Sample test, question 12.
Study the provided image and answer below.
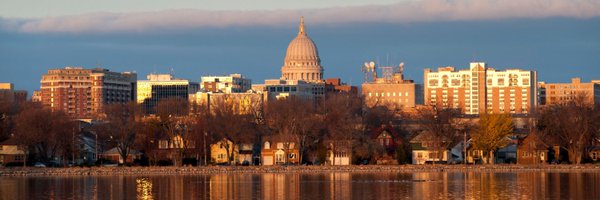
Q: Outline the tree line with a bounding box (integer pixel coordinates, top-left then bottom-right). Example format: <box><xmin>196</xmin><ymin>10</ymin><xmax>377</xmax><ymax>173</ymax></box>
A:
<box><xmin>1</xmin><ymin>93</ymin><xmax>599</xmax><ymax>166</ymax></box>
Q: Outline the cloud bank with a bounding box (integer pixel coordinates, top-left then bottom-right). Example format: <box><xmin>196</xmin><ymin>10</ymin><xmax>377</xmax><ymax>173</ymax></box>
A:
<box><xmin>2</xmin><ymin>0</ymin><xmax>599</xmax><ymax>33</ymax></box>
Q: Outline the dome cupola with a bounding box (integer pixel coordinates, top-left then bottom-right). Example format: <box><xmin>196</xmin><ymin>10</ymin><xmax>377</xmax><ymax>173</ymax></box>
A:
<box><xmin>281</xmin><ymin>17</ymin><xmax>324</xmax><ymax>82</ymax></box>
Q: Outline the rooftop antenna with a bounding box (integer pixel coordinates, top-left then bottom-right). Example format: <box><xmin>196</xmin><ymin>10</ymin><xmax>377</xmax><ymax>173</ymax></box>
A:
<box><xmin>361</xmin><ymin>61</ymin><xmax>376</xmax><ymax>83</ymax></box>
<box><xmin>170</xmin><ymin>67</ymin><xmax>175</xmax><ymax>76</ymax></box>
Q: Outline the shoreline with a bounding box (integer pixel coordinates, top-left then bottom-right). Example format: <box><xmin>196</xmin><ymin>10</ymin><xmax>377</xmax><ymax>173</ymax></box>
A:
<box><xmin>2</xmin><ymin>165</ymin><xmax>600</xmax><ymax>176</ymax></box>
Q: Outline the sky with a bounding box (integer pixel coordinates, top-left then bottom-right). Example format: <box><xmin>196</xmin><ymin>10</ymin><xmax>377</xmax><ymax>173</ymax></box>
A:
<box><xmin>0</xmin><ymin>0</ymin><xmax>599</xmax><ymax>94</ymax></box>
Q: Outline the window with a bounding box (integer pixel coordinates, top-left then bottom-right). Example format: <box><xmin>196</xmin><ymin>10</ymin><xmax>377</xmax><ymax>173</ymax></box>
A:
<box><xmin>277</xmin><ymin>143</ymin><xmax>284</xmax><ymax>149</ymax></box>
<box><xmin>289</xmin><ymin>153</ymin><xmax>297</xmax><ymax>159</ymax></box>
<box><xmin>264</xmin><ymin>141</ymin><xmax>271</xmax><ymax>149</ymax></box>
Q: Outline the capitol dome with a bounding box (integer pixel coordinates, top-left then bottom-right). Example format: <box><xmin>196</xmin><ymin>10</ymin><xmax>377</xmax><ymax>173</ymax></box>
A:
<box><xmin>281</xmin><ymin>17</ymin><xmax>324</xmax><ymax>82</ymax></box>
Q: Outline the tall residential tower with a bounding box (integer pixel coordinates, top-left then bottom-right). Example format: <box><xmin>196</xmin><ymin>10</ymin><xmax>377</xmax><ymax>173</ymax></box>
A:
<box><xmin>39</xmin><ymin>67</ymin><xmax>137</xmax><ymax>118</ymax></box>
<box><xmin>424</xmin><ymin>62</ymin><xmax>537</xmax><ymax>115</ymax></box>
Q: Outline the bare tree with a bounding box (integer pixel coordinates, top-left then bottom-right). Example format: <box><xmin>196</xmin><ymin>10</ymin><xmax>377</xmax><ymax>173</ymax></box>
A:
<box><xmin>319</xmin><ymin>94</ymin><xmax>363</xmax><ymax>165</ymax></box>
<box><xmin>14</xmin><ymin>103</ymin><xmax>75</xmax><ymax>164</ymax></box>
<box><xmin>155</xmin><ymin>97</ymin><xmax>193</xmax><ymax>166</ymax></box>
<box><xmin>95</xmin><ymin>102</ymin><xmax>142</xmax><ymax>166</ymax></box>
<box><xmin>417</xmin><ymin>106</ymin><xmax>462</xmax><ymax>163</ymax></box>
<box><xmin>265</xmin><ymin>97</ymin><xmax>320</xmax><ymax>164</ymax></box>
<box><xmin>538</xmin><ymin>94</ymin><xmax>600</xmax><ymax>164</ymax></box>
<box><xmin>206</xmin><ymin>95</ymin><xmax>257</xmax><ymax>165</ymax></box>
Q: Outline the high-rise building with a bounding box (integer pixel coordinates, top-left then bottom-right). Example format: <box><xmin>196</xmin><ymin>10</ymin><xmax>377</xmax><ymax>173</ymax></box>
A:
<box><xmin>39</xmin><ymin>67</ymin><xmax>137</xmax><ymax>118</ymax></box>
<box><xmin>539</xmin><ymin>78</ymin><xmax>600</xmax><ymax>107</ymax></box>
<box><xmin>200</xmin><ymin>74</ymin><xmax>251</xmax><ymax>93</ymax></box>
<box><xmin>280</xmin><ymin>16</ymin><xmax>323</xmax><ymax>83</ymax></box>
<box><xmin>424</xmin><ymin>62</ymin><xmax>537</xmax><ymax>115</ymax></box>
<box><xmin>137</xmin><ymin>74</ymin><xmax>199</xmax><ymax>113</ymax></box>
<box><xmin>362</xmin><ymin>63</ymin><xmax>423</xmax><ymax>110</ymax></box>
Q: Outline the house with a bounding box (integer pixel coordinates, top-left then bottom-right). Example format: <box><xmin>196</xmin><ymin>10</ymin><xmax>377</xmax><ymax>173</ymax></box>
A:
<box><xmin>261</xmin><ymin>134</ymin><xmax>300</xmax><ymax>165</ymax></box>
<box><xmin>371</xmin><ymin>125</ymin><xmax>402</xmax><ymax>165</ymax></box>
<box><xmin>237</xmin><ymin>143</ymin><xmax>254</xmax><ymax>165</ymax></box>
<box><xmin>151</xmin><ymin>134</ymin><xmax>199</xmax><ymax>165</ymax></box>
<box><xmin>517</xmin><ymin>133</ymin><xmax>549</xmax><ymax>164</ymax></box>
<box><xmin>0</xmin><ymin>137</ymin><xmax>26</xmax><ymax>166</ymax></box>
<box><xmin>410</xmin><ymin>131</ymin><xmax>450</xmax><ymax>165</ymax></box>
<box><xmin>325</xmin><ymin>140</ymin><xmax>352</xmax><ymax>165</ymax></box>
<box><xmin>587</xmin><ymin>138</ymin><xmax>600</xmax><ymax>162</ymax></box>
<box><xmin>100</xmin><ymin>147</ymin><xmax>142</xmax><ymax>164</ymax></box>
<box><xmin>466</xmin><ymin>136</ymin><xmax>514</xmax><ymax>164</ymax></box>
<box><xmin>210</xmin><ymin>139</ymin><xmax>239</xmax><ymax>164</ymax></box>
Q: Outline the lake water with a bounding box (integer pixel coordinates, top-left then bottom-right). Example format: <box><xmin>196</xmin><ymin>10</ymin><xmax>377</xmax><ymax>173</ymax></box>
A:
<box><xmin>1</xmin><ymin>172</ymin><xmax>599</xmax><ymax>199</ymax></box>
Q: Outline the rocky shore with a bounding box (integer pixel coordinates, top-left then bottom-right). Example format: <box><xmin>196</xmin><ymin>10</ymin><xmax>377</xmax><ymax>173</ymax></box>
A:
<box><xmin>1</xmin><ymin>165</ymin><xmax>600</xmax><ymax>177</ymax></box>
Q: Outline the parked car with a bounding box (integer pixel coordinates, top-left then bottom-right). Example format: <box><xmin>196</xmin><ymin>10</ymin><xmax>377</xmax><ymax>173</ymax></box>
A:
<box><xmin>34</xmin><ymin>162</ymin><xmax>46</xmax><ymax>168</ymax></box>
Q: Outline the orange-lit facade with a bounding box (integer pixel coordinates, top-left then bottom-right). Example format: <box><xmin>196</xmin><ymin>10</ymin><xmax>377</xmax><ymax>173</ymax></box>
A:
<box><xmin>40</xmin><ymin>67</ymin><xmax>137</xmax><ymax>119</ymax></box>
<box><xmin>424</xmin><ymin>62</ymin><xmax>537</xmax><ymax>115</ymax></box>
<box><xmin>539</xmin><ymin>78</ymin><xmax>600</xmax><ymax>107</ymax></box>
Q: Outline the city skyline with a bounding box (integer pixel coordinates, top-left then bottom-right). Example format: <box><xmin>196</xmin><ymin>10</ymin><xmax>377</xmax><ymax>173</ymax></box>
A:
<box><xmin>1</xmin><ymin>1</ymin><xmax>599</xmax><ymax>94</ymax></box>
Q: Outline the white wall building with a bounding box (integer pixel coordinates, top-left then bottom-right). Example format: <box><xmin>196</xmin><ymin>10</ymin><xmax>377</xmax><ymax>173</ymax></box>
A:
<box><xmin>201</xmin><ymin>74</ymin><xmax>251</xmax><ymax>93</ymax></box>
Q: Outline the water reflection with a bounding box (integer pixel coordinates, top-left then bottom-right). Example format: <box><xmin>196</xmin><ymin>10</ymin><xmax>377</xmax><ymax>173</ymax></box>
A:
<box><xmin>136</xmin><ymin>177</ymin><xmax>153</xmax><ymax>200</ymax></box>
<box><xmin>1</xmin><ymin>171</ymin><xmax>599</xmax><ymax>199</ymax></box>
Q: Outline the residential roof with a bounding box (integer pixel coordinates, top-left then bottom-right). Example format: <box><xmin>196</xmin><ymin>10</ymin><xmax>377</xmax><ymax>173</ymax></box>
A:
<box><xmin>370</xmin><ymin>125</ymin><xmax>399</xmax><ymax>140</ymax></box>
<box><xmin>518</xmin><ymin>133</ymin><xmax>549</xmax><ymax>150</ymax></box>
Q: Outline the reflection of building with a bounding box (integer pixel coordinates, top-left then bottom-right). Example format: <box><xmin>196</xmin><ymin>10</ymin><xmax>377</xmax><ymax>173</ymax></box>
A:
<box><xmin>539</xmin><ymin>78</ymin><xmax>600</xmax><ymax>107</ymax></box>
<box><xmin>201</xmin><ymin>74</ymin><xmax>251</xmax><ymax>93</ymax></box>
<box><xmin>424</xmin><ymin>62</ymin><xmax>537</xmax><ymax>115</ymax></box>
<box><xmin>39</xmin><ymin>67</ymin><xmax>137</xmax><ymax>118</ymax></box>
<box><xmin>210</xmin><ymin>174</ymin><xmax>255</xmax><ymax>200</ymax></box>
<box><xmin>137</xmin><ymin>74</ymin><xmax>199</xmax><ymax>113</ymax></box>
<box><xmin>260</xmin><ymin>174</ymin><xmax>300</xmax><ymax>200</ymax></box>
<box><xmin>0</xmin><ymin>137</ymin><xmax>26</xmax><ymax>166</ymax></box>
<box><xmin>362</xmin><ymin>63</ymin><xmax>423</xmax><ymax>110</ymax></box>
<box><xmin>261</xmin><ymin>135</ymin><xmax>300</xmax><ymax>165</ymax></box>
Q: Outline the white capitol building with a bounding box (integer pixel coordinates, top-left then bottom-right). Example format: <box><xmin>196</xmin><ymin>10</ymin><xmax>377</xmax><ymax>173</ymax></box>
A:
<box><xmin>280</xmin><ymin>16</ymin><xmax>324</xmax><ymax>83</ymax></box>
<box><xmin>253</xmin><ymin>17</ymin><xmax>326</xmax><ymax>100</ymax></box>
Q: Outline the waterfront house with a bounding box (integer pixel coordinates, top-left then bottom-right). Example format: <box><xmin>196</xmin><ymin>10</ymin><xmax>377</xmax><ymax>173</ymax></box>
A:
<box><xmin>237</xmin><ymin>143</ymin><xmax>254</xmax><ymax>165</ymax></box>
<box><xmin>101</xmin><ymin>147</ymin><xmax>142</xmax><ymax>164</ymax></box>
<box><xmin>261</xmin><ymin>134</ymin><xmax>300</xmax><ymax>165</ymax></box>
<box><xmin>325</xmin><ymin>140</ymin><xmax>352</xmax><ymax>165</ymax></box>
<box><xmin>0</xmin><ymin>137</ymin><xmax>26</xmax><ymax>166</ymax></box>
<box><xmin>371</xmin><ymin>125</ymin><xmax>402</xmax><ymax>165</ymax></box>
<box><xmin>587</xmin><ymin>138</ymin><xmax>600</xmax><ymax>162</ymax></box>
<box><xmin>210</xmin><ymin>138</ymin><xmax>238</xmax><ymax>164</ymax></box>
<box><xmin>410</xmin><ymin>131</ymin><xmax>450</xmax><ymax>164</ymax></box>
<box><xmin>517</xmin><ymin>133</ymin><xmax>549</xmax><ymax>164</ymax></box>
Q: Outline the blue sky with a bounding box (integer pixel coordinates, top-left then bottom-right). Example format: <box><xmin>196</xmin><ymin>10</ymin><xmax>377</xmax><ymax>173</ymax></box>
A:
<box><xmin>0</xmin><ymin>0</ymin><xmax>599</xmax><ymax>94</ymax></box>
